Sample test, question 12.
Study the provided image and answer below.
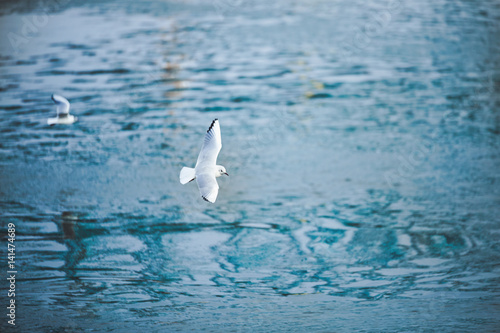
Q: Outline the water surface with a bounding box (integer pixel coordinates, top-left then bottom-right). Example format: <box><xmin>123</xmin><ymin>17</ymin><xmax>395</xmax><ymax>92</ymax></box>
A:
<box><xmin>0</xmin><ymin>0</ymin><xmax>499</xmax><ymax>331</ymax></box>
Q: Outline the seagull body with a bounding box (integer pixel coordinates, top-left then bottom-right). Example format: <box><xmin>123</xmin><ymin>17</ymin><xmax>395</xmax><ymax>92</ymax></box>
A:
<box><xmin>48</xmin><ymin>94</ymin><xmax>77</xmax><ymax>125</ymax></box>
<box><xmin>180</xmin><ymin>119</ymin><xmax>228</xmax><ymax>203</ymax></box>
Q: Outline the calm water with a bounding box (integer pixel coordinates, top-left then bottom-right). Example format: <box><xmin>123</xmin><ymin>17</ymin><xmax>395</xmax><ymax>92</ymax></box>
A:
<box><xmin>1</xmin><ymin>0</ymin><xmax>499</xmax><ymax>331</ymax></box>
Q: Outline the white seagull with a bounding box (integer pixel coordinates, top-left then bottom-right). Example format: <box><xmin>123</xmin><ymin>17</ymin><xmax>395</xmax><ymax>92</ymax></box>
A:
<box><xmin>47</xmin><ymin>94</ymin><xmax>77</xmax><ymax>125</ymax></box>
<box><xmin>180</xmin><ymin>119</ymin><xmax>228</xmax><ymax>203</ymax></box>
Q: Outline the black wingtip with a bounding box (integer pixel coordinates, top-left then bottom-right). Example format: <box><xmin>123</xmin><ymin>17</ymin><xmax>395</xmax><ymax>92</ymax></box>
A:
<box><xmin>207</xmin><ymin>119</ymin><xmax>218</xmax><ymax>133</ymax></box>
<box><xmin>202</xmin><ymin>196</ymin><xmax>210</xmax><ymax>202</ymax></box>
<box><xmin>51</xmin><ymin>94</ymin><xmax>56</xmax><ymax>102</ymax></box>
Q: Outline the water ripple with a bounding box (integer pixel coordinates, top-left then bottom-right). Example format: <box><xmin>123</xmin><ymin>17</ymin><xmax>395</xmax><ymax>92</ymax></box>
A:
<box><xmin>1</xmin><ymin>0</ymin><xmax>499</xmax><ymax>331</ymax></box>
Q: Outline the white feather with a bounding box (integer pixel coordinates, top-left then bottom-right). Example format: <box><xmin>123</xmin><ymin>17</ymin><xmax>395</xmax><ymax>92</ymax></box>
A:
<box><xmin>180</xmin><ymin>167</ymin><xmax>196</xmax><ymax>185</ymax></box>
<box><xmin>48</xmin><ymin>94</ymin><xmax>77</xmax><ymax>125</ymax></box>
<box><xmin>52</xmin><ymin>94</ymin><xmax>70</xmax><ymax>115</ymax></box>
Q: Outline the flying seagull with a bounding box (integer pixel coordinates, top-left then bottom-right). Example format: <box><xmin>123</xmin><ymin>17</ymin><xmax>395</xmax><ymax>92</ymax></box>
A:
<box><xmin>180</xmin><ymin>119</ymin><xmax>228</xmax><ymax>203</ymax></box>
<box><xmin>47</xmin><ymin>94</ymin><xmax>77</xmax><ymax>125</ymax></box>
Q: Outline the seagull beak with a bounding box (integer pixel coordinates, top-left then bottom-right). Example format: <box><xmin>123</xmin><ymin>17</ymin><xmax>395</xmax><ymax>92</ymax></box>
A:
<box><xmin>224</xmin><ymin>172</ymin><xmax>229</xmax><ymax>176</ymax></box>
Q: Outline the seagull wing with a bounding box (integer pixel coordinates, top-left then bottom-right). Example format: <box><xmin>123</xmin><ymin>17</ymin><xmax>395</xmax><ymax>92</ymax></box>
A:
<box><xmin>51</xmin><ymin>94</ymin><xmax>70</xmax><ymax>116</ymax></box>
<box><xmin>196</xmin><ymin>172</ymin><xmax>219</xmax><ymax>203</ymax></box>
<box><xmin>195</xmin><ymin>119</ymin><xmax>222</xmax><ymax>167</ymax></box>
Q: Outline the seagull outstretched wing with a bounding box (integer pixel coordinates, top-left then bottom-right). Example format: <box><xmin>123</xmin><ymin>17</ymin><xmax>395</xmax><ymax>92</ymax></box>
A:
<box><xmin>196</xmin><ymin>173</ymin><xmax>219</xmax><ymax>203</ymax></box>
<box><xmin>196</xmin><ymin>119</ymin><xmax>222</xmax><ymax>168</ymax></box>
<box><xmin>51</xmin><ymin>94</ymin><xmax>70</xmax><ymax>116</ymax></box>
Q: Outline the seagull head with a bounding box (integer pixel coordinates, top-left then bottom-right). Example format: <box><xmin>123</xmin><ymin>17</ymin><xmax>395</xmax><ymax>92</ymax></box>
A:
<box><xmin>216</xmin><ymin>165</ymin><xmax>229</xmax><ymax>177</ymax></box>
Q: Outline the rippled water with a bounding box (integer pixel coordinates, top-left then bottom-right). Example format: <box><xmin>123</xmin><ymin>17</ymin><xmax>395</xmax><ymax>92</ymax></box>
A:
<box><xmin>1</xmin><ymin>0</ymin><xmax>500</xmax><ymax>331</ymax></box>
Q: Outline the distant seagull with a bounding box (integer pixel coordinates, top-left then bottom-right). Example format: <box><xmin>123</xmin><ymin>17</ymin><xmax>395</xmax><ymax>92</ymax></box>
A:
<box><xmin>180</xmin><ymin>119</ymin><xmax>228</xmax><ymax>203</ymax></box>
<box><xmin>47</xmin><ymin>94</ymin><xmax>77</xmax><ymax>125</ymax></box>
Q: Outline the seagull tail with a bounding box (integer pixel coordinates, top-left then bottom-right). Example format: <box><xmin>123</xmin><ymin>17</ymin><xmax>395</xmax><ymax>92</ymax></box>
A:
<box><xmin>180</xmin><ymin>167</ymin><xmax>196</xmax><ymax>184</ymax></box>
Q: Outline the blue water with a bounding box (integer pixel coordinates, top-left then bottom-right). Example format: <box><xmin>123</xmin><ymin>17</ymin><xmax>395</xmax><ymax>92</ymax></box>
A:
<box><xmin>1</xmin><ymin>0</ymin><xmax>499</xmax><ymax>331</ymax></box>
